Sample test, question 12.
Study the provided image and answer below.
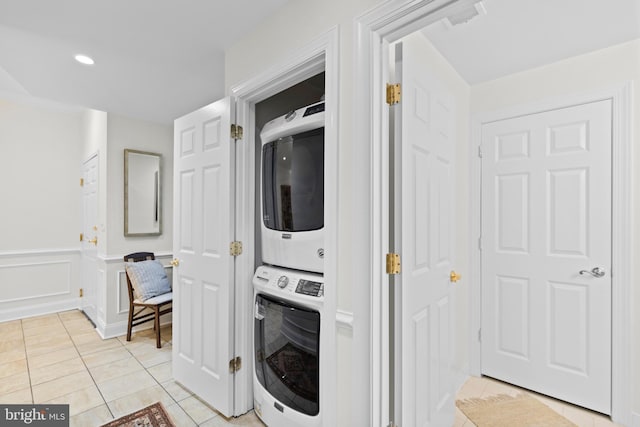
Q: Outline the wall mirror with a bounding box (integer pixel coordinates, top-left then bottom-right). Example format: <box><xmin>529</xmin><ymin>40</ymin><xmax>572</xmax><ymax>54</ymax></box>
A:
<box><xmin>124</xmin><ymin>149</ymin><xmax>162</xmax><ymax>236</ymax></box>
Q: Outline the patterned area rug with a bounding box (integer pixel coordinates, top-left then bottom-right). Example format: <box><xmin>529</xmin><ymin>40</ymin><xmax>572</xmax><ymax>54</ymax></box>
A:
<box><xmin>100</xmin><ymin>402</ymin><xmax>175</xmax><ymax>427</ymax></box>
<box><xmin>456</xmin><ymin>393</ymin><xmax>578</xmax><ymax>427</ymax></box>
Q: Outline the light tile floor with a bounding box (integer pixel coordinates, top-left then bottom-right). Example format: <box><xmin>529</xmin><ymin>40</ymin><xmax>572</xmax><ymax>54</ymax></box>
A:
<box><xmin>0</xmin><ymin>310</ymin><xmax>623</xmax><ymax>427</ymax></box>
<box><xmin>0</xmin><ymin>310</ymin><xmax>264</xmax><ymax>427</ymax></box>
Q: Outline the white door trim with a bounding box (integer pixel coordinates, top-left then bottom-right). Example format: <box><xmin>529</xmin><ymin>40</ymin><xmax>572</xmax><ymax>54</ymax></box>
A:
<box><xmin>469</xmin><ymin>83</ymin><xmax>633</xmax><ymax>425</ymax></box>
<box><xmin>354</xmin><ymin>1</ymin><xmax>484</xmax><ymax>425</ymax></box>
<box><xmin>229</xmin><ymin>27</ymin><xmax>339</xmax><ymax>421</ymax></box>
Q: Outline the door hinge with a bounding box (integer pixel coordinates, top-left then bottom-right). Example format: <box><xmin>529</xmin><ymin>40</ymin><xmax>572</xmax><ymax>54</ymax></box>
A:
<box><xmin>386</xmin><ymin>253</ymin><xmax>401</xmax><ymax>275</ymax></box>
<box><xmin>80</xmin><ymin>233</ymin><xmax>84</xmax><ymax>242</ymax></box>
<box><xmin>478</xmin><ymin>145</ymin><xmax>483</xmax><ymax>158</ymax></box>
<box><xmin>231</xmin><ymin>124</ymin><xmax>243</xmax><ymax>140</ymax></box>
<box><xmin>478</xmin><ymin>328</ymin><xmax>482</xmax><ymax>342</ymax></box>
<box><xmin>478</xmin><ymin>236</ymin><xmax>482</xmax><ymax>251</ymax></box>
<box><xmin>229</xmin><ymin>356</ymin><xmax>242</xmax><ymax>373</ymax></box>
<box><xmin>386</xmin><ymin>83</ymin><xmax>401</xmax><ymax>105</ymax></box>
<box><xmin>80</xmin><ymin>178</ymin><xmax>84</xmax><ymax>187</ymax></box>
<box><xmin>230</xmin><ymin>241</ymin><xmax>243</xmax><ymax>256</ymax></box>
<box><xmin>79</xmin><ymin>288</ymin><xmax>83</xmax><ymax>298</ymax></box>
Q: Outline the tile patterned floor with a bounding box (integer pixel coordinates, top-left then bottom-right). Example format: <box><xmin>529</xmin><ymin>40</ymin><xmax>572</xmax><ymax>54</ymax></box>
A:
<box><xmin>0</xmin><ymin>310</ymin><xmax>623</xmax><ymax>426</ymax></box>
<box><xmin>0</xmin><ymin>310</ymin><xmax>264</xmax><ymax>427</ymax></box>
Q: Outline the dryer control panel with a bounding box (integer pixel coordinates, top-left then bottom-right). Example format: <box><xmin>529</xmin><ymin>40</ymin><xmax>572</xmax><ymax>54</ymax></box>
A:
<box><xmin>253</xmin><ymin>265</ymin><xmax>324</xmax><ymax>299</ymax></box>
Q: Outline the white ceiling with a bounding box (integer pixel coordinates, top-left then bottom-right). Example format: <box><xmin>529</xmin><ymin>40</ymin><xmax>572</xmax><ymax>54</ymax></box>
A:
<box><xmin>0</xmin><ymin>0</ymin><xmax>289</xmax><ymax>123</ymax></box>
<box><xmin>423</xmin><ymin>0</ymin><xmax>640</xmax><ymax>84</ymax></box>
<box><xmin>0</xmin><ymin>0</ymin><xmax>638</xmax><ymax>124</ymax></box>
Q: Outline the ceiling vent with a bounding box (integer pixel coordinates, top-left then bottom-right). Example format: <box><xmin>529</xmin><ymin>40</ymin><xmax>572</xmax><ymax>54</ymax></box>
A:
<box><xmin>444</xmin><ymin>1</ymin><xmax>487</xmax><ymax>27</ymax></box>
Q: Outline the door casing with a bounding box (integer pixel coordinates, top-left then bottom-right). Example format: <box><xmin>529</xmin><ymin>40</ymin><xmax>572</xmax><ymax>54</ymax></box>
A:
<box><xmin>355</xmin><ymin>1</ymin><xmax>492</xmax><ymax>425</ymax></box>
<box><xmin>469</xmin><ymin>85</ymin><xmax>633</xmax><ymax>425</ymax></box>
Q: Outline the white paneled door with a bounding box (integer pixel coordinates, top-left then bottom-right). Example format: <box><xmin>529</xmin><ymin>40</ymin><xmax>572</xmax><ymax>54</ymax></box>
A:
<box><xmin>394</xmin><ymin>36</ymin><xmax>457</xmax><ymax>427</ymax></box>
<box><xmin>481</xmin><ymin>100</ymin><xmax>612</xmax><ymax>414</ymax></box>
<box><xmin>173</xmin><ymin>98</ymin><xmax>236</xmax><ymax>417</ymax></box>
<box><xmin>81</xmin><ymin>154</ymin><xmax>99</xmax><ymax>325</ymax></box>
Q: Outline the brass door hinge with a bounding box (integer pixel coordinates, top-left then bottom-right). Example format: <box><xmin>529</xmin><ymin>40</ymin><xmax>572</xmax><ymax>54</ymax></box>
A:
<box><xmin>229</xmin><ymin>356</ymin><xmax>242</xmax><ymax>373</ymax></box>
<box><xmin>231</xmin><ymin>124</ymin><xmax>243</xmax><ymax>140</ymax></box>
<box><xmin>80</xmin><ymin>178</ymin><xmax>84</xmax><ymax>187</ymax></box>
<box><xmin>79</xmin><ymin>288</ymin><xmax>84</xmax><ymax>298</ymax></box>
<box><xmin>386</xmin><ymin>253</ymin><xmax>401</xmax><ymax>275</ymax></box>
<box><xmin>386</xmin><ymin>83</ymin><xmax>401</xmax><ymax>105</ymax></box>
<box><xmin>80</xmin><ymin>233</ymin><xmax>84</xmax><ymax>242</ymax></box>
<box><xmin>230</xmin><ymin>241</ymin><xmax>243</xmax><ymax>256</ymax></box>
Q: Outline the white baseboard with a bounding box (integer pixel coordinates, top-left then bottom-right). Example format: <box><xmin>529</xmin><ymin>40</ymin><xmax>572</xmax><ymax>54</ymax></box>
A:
<box><xmin>631</xmin><ymin>411</ymin><xmax>640</xmax><ymax>427</ymax></box>
<box><xmin>0</xmin><ymin>298</ymin><xmax>80</xmax><ymax>323</ymax></box>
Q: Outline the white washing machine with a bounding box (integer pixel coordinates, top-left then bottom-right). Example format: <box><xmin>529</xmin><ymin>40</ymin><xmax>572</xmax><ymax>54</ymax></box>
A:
<box><xmin>252</xmin><ymin>265</ymin><xmax>323</xmax><ymax>427</ymax></box>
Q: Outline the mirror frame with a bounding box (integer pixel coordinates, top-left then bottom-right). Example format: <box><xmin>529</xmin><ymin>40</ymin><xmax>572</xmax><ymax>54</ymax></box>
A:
<box><xmin>124</xmin><ymin>149</ymin><xmax>162</xmax><ymax>237</ymax></box>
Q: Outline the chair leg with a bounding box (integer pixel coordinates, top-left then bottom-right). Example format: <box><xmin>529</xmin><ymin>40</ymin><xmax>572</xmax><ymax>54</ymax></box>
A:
<box><xmin>155</xmin><ymin>306</ymin><xmax>161</xmax><ymax>348</ymax></box>
<box><xmin>127</xmin><ymin>304</ymin><xmax>134</xmax><ymax>342</ymax></box>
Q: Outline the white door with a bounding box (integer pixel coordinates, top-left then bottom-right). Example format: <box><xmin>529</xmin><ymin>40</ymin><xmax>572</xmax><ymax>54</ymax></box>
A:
<box><xmin>394</xmin><ymin>36</ymin><xmax>457</xmax><ymax>427</ymax></box>
<box><xmin>173</xmin><ymin>98</ymin><xmax>237</xmax><ymax>417</ymax></box>
<box><xmin>481</xmin><ymin>100</ymin><xmax>612</xmax><ymax>414</ymax></box>
<box><xmin>81</xmin><ymin>154</ymin><xmax>99</xmax><ymax>325</ymax></box>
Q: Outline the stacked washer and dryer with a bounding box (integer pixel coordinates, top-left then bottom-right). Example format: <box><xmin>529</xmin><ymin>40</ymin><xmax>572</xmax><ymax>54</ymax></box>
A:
<box><xmin>252</xmin><ymin>101</ymin><xmax>325</xmax><ymax>427</ymax></box>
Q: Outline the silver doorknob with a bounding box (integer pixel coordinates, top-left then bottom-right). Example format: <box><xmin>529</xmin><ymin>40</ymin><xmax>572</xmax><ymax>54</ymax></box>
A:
<box><xmin>579</xmin><ymin>267</ymin><xmax>606</xmax><ymax>278</ymax></box>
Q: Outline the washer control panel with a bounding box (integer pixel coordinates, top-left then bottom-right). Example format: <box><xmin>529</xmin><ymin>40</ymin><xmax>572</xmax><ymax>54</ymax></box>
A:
<box><xmin>253</xmin><ymin>265</ymin><xmax>324</xmax><ymax>298</ymax></box>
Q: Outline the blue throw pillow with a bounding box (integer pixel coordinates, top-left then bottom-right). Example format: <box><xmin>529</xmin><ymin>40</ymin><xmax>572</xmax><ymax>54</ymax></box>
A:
<box><xmin>125</xmin><ymin>260</ymin><xmax>171</xmax><ymax>301</ymax></box>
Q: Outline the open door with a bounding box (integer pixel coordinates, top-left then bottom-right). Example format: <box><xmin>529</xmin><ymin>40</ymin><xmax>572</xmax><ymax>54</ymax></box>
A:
<box><xmin>393</xmin><ymin>34</ymin><xmax>457</xmax><ymax>427</ymax></box>
<box><xmin>172</xmin><ymin>97</ymin><xmax>237</xmax><ymax>417</ymax></box>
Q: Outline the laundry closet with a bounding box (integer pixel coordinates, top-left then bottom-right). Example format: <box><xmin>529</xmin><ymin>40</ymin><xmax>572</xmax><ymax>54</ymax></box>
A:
<box><xmin>172</xmin><ymin>66</ymin><xmax>332</xmax><ymax>426</ymax></box>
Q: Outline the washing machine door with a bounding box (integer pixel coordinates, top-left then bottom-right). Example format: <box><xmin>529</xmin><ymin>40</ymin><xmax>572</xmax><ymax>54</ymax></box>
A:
<box><xmin>254</xmin><ymin>294</ymin><xmax>320</xmax><ymax>416</ymax></box>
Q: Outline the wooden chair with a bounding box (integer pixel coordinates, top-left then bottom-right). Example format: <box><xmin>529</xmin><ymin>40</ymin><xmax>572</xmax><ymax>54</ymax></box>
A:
<box><xmin>123</xmin><ymin>252</ymin><xmax>172</xmax><ymax>348</ymax></box>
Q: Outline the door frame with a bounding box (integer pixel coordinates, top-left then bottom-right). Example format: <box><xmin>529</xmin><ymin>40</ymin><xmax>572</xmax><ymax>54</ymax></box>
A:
<box><xmin>229</xmin><ymin>28</ymin><xmax>339</xmax><ymax>419</ymax></box>
<box><xmin>469</xmin><ymin>84</ymin><xmax>633</xmax><ymax>425</ymax></box>
<box><xmin>354</xmin><ymin>1</ymin><xmax>484</xmax><ymax>425</ymax></box>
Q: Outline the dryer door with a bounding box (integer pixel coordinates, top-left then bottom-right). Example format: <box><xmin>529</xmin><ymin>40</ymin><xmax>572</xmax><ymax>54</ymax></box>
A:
<box><xmin>254</xmin><ymin>294</ymin><xmax>320</xmax><ymax>416</ymax></box>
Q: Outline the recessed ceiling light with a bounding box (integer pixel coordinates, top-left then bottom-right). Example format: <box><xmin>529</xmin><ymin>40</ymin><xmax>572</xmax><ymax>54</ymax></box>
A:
<box><xmin>74</xmin><ymin>54</ymin><xmax>95</xmax><ymax>65</ymax></box>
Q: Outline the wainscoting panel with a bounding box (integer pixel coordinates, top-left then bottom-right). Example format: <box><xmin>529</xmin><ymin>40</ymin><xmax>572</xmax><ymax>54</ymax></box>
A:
<box><xmin>0</xmin><ymin>261</ymin><xmax>71</xmax><ymax>302</ymax></box>
<box><xmin>0</xmin><ymin>250</ymin><xmax>81</xmax><ymax>322</ymax></box>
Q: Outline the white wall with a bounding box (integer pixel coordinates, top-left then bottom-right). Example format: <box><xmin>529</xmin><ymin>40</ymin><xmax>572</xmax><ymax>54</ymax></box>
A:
<box><xmin>0</xmin><ymin>97</ymin><xmax>84</xmax><ymax>320</ymax></box>
<box><xmin>0</xmin><ymin>98</ymin><xmax>83</xmax><ymax>250</ymax></box>
<box><xmin>105</xmin><ymin>114</ymin><xmax>173</xmax><ymax>257</ymax></box>
<box><xmin>81</xmin><ymin>109</ymin><xmax>106</xmax><ymax>164</ymax></box>
<box><xmin>470</xmin><ymin>39</ymin><xmax>640</xmax><ymax>422</ymax></box>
